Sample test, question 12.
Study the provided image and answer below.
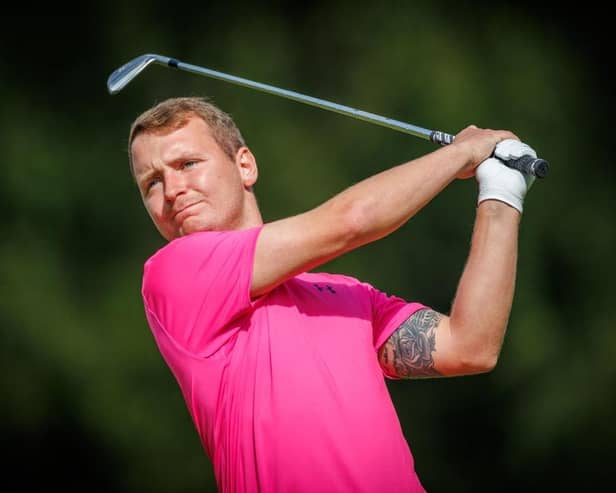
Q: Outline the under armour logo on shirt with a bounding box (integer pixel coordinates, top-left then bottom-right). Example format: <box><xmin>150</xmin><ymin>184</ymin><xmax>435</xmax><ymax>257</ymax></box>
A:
<box><xmin>313</xmin><ymin>284</ymin><xmax>336</xmax><ymax>294</ymax></box>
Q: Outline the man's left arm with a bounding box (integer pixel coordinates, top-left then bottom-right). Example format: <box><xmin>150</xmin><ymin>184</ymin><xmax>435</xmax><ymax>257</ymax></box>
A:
<box><xmin>379</xmin><ymin>140</ymin><xmax>537</xmax><ymax>378</ymax></box>
<box><xmin>379</xmin><ymin>200</ymin><xmax>520</xmax><ymax>377</ymax></box>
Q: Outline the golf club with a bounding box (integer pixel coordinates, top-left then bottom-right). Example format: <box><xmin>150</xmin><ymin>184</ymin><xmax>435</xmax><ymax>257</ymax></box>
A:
<box><xmin>107</xmin><ymin>53</ymin><xmax>549</xmax><ymax>178</ymax></box>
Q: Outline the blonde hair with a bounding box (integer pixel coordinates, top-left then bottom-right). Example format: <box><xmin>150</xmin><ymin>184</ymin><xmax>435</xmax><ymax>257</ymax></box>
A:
<box><xmin>128</xmin><ymin>97</ymin><xmax>245</xmax><ymax>176</ymax></box>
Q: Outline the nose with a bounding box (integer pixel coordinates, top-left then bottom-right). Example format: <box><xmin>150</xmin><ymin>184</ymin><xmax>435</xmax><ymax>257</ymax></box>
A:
<box><xmin>163</xmin><ymin>169</ymin><xmax>186</xmax><ymax>202</ymax></box>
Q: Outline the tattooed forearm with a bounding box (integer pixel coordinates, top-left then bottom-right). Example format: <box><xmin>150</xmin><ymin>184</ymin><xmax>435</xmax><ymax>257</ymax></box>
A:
<box><xmin>379</xmin><ymin>309</ymin><xmax>442</xmax><ymax>378</ymax></box>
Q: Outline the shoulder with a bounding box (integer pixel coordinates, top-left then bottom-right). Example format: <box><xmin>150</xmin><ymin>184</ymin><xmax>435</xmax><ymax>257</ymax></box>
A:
<box><xmin>143</xmin><ymin>227</ymin><xmax>262</xmax><ymax>295</ymax></box>
<box><xmin>143</xmin><ymin>232</ymin><xmax>215</xmax><ymax>284</ymax></box>
<box><xmin>146</xmin><ymin>230</ymin><xmax>227</xmax><ymax>262</ymax></box>
<box><xmin>145</xmin><ymin>227</ymin><xmax>261</xmax><ymax>270</ymax></box>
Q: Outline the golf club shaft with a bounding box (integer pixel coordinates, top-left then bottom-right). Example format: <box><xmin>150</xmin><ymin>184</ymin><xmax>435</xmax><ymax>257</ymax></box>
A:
<box><xmin>165</xmin><ymin>57</ymin><xmax>444</xmax><ymax>143</ymax></box>
<box><xmin>115</xmin><ymin>54</ymin><xmax>548</xmax><ymax>177</ymax></box>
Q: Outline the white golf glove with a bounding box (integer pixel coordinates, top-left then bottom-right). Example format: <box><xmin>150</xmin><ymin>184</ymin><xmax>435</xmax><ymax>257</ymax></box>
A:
<box><xmin>476</xmin><ymin>139</ymin><xmax>537</xmax><ymax>213</ymax></box>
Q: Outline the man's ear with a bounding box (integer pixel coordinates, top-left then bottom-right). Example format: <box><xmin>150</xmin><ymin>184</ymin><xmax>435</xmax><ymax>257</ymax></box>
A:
<box><xmin>235</xmin><ymin>146</ymin><xmax>258</xmax><ymax>188</ymax></box>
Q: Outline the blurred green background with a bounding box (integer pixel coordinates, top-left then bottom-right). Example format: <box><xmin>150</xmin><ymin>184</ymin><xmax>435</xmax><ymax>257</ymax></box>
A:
<box><xmin>2</xmin><ymin>3</ymin><xmax>613</xmax><ymax>492</ymax></box>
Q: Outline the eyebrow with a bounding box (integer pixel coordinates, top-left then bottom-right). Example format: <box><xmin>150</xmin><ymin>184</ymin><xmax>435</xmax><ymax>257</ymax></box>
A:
<box><xmin>136</xmin><ymin>154</ymin><xmax>201</xmax><ymax>188</ymax></box>
<box><xmin>136</xmin><ymin>169</ymin><xmax>158</xmax><ymax>189</ymax></box>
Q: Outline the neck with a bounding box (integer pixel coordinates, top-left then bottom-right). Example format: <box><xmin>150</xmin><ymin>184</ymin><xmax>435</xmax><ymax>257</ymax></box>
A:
<box><xmin>238</xmin><ymin>190</ymin><xmax>264</xmax><ymax>229</ymax></box>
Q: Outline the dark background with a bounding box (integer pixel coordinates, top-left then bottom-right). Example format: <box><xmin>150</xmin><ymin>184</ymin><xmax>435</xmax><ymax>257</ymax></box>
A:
<box><xmin>2</xmin><ymin>3</ymin><xmax>613</xmax><ymax>491</ymax></box>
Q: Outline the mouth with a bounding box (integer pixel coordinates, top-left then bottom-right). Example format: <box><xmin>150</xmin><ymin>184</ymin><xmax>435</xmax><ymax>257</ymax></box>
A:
<box><xmin>172</xmin><ymin>201</ymin><xmax>202</xmax><ymax>223</ymax></box>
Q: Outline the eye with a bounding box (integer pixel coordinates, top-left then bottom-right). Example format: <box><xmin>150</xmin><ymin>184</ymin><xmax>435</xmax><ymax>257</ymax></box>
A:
<box><xmin>145</xmin><ymin>176</ymin><xmax>161</xmax><ymax>193</ymax></box>
<box><xmin>182</xmin><ymin>160</ymin><xmax>197</xmax><ymax>169</ymax></box>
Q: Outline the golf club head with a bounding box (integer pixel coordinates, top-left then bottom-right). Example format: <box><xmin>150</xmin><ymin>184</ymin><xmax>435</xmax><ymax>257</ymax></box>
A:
<box><xmin>107</xmin><ymin>54</ymin><xmax>166</xmax><ymax>94</ymax></box>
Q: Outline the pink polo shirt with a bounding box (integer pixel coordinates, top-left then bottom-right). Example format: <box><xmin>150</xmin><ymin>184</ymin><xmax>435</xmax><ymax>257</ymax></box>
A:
<box><xmin>142</xmin><ymin>226</ymin><xmax>427</xmax><ymax>492</ymax></box>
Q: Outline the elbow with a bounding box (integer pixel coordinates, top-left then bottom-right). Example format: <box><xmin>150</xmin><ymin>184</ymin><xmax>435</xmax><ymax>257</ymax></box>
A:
<box><xmin>456</xmin><ymin>352</ymin><xmax>498</xmax><ymax>375</ymax></box>
<box><xmin>338</xmin><ymin>198</ymin><xmax>381</xmax><ymax>248</ymax></box>
<box><xmin>325</xmin><ymin>188</ymin><xmax>397</xmax><ymax>250</ymax></box>
<box><xmin>321</xmin><ymin>199</ymin><xmax>367</xmax><ymax>252</ymax></box>
<box><xmin>469</xmin><ymin>352</ymin><xmax>499</xmax><ymax>374</ymax></box>
<box><xmin>453</xmin><ymin>331</ymin><xmax>503</xmax><ymax>375</ymax></box>
<box><xmin>448</xmin><ymin>317</ymin><xmax>507</xmax><ymax>375</ymax></box>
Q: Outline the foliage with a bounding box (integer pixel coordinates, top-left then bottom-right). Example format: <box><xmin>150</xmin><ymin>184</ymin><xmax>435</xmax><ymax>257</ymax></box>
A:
<box><xmin>1</xmin><ymin>3</ymin><xmax>612</xmax><ymax>491</ymax></box>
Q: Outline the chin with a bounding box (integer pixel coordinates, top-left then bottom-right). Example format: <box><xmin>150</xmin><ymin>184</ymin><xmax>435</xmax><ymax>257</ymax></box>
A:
<box><xmin>159</xmin><ymin>224</ymin><xmax>205</xmax><ymax>241</ymax></box>
<box><xmin>179</xmin><ymin>218</ymin><xmax>216</xmax><ymax>236</ymax></box>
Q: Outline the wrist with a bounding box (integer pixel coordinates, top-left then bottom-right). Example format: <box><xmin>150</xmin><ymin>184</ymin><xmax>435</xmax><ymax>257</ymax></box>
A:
<box><xmin>438</xmin><ymin>140</ymin><xmax>475</xmax><ymax>177</ymax></box>
<box><xmin>477</xmin><ymin>199</ymin><xmax>522</xmax><ymax>223</ymax></box>
<box><xmin>478</xmin><ymin>188</ymin><xmax>524</xmax><ymax>213</ymax></box>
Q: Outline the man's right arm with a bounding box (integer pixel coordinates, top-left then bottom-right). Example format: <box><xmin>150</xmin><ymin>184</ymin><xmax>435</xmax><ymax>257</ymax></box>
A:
<box><xmin>251</xmin><ymin>126</ymin><xmax>518</xmax><ymax>297</ymax></box>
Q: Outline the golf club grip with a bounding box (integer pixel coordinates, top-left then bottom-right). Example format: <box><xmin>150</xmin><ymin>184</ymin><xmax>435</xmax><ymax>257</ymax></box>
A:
<box><xmin>502</xmin><ymin>155</ymin><xmax>549</xmax><ymax>178</ymax></box>
<box><xmin>430</xmin><ymin>130</ymin><xmax>549</xmax><ymax>178</ymax></box>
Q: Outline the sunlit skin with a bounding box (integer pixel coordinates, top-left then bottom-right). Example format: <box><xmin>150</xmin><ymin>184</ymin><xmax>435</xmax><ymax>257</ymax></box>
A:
<box><xmin>132</xmin><ymin>114</ymin><xmax>522</xmax><ymax>375</ymax></box>
<box><xmin>131</xmin><ymin>116</ymin><xmax>263</xmax><ymax>240</ymax></box>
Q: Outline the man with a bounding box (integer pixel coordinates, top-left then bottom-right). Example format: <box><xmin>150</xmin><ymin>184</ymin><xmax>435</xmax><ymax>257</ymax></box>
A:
<box><xmin>129</xmin><ymin>96</ymin><xmax>536</xmax><ymax>492</ymax></box>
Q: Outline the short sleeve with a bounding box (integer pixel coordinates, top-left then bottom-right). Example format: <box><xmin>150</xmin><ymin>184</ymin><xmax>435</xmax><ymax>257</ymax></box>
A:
<box><xmin>367</xmin><ymin>283</ymin><xmax>429</xmax><ymax>351</ymax></box>
<box><xmin>142</xmin><ymin>226</ymin><xmax>262</xmax><ymax>356</ymax></box>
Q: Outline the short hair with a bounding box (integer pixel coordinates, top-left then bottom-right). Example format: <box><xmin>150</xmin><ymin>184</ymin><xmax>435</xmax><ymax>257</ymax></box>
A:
<box><xmin>128</xmin><ymin>97</ymin><xmax>246</xmax><ymax>177</ymax></box>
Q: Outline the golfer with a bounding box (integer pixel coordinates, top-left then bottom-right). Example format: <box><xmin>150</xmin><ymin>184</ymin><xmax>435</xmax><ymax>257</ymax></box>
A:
<box><xmin>128</xmin><ymin>96</ymin><xmax>536</xmax><ymax>492</ymax></box>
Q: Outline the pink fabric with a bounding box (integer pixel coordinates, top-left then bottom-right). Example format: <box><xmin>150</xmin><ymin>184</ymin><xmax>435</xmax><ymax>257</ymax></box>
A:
<box><xmin>142</xmin><ymin>226</ymin><xmax>427</xmax><ymax>492</ymax></box>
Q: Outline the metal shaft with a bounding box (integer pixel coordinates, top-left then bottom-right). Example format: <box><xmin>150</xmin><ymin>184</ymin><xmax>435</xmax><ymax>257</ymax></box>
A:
<box><xmin>108</xmin><ymin>54</ymin><xmax>439</xmax><ymax>142</ymax></box>
<box><xmin>107</xmin><ymin>53</ymin><xmax>548</xmax><ymax>177</ymax></box>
